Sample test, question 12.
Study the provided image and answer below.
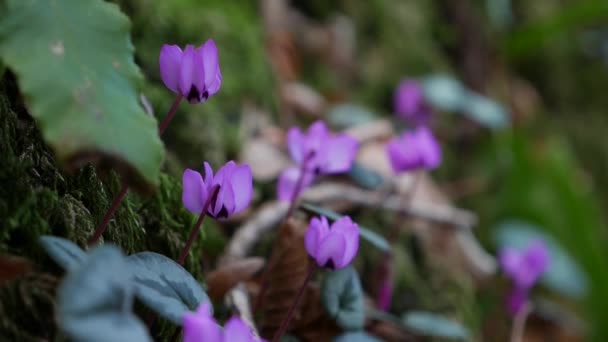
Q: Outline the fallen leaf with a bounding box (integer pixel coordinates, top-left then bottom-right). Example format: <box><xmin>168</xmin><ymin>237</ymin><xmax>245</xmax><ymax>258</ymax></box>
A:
<box><xmin>207</xmin><ymin>257</ymin><xmax>265</xmax><ymax>301</ymax></box>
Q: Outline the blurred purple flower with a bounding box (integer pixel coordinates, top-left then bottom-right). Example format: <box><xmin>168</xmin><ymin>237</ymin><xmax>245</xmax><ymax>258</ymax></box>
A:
<box><xmin>305</xmin><ymin>216</ymin><xmax>359</xmax><ymax>270</ymax></box>
<box><xmin>182</xmin><ymin>161</ymin><xmax>252</xmax><ymax>220</ymax></box>
<box><xmin>183</xmin><ymin>303</ymin><xmax>262</xmax><ymax>342</ymax></box>
<box><xmin>278</xmin><ymin>120</ymin><xmax>358</xmax><ymax>201</ymax></box>
<box><xmin>386</xmin><ymin>126</ymin><xmax>441</xmax><ymax>173</ymax></box>
<box><xmin>499</xmin><ymin>240</ymin><xmax>550</xmax><ymax>315</ymax></box>
<box><xmin>394</xmin><ymin>79</ymin><xmax>430</xmax><ymax>125</ymax></box>
<box><xmin>160</xmin><ymin>39</ymin><xmax>222</xmax><ymax>104</ymax></box>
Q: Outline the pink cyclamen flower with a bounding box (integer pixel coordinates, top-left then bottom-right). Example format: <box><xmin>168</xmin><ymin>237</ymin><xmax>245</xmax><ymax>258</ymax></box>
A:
<box><xmin>182</xmin><ymin>161</ymin><xmax>253</xmax><ymax>220</ymax></box>
<box><xmin>499</xmin><ymin>240</ymin><xmax>550</xmax><ymax>315</ymax></box>
<box><xmin>183</xmin><ymin>303</ymin><xmax>261</xmax><ymax>342</ymax></box>
<box><xmin>386</xmin><ymin>126</ymin><xmax>441</xmax><ymax>173</ymax></box>
<box><xmin>394</xmin><ymin>79</ymin><xmax>430</xmax><ymax>125</ymax></box>
<box><xmin>305</xmin><ymin>216</ymin><xmax>359</xmax><ymax>270</ymax></box>
<box><xmin>160</xmin><ymin>39</ymin><xmax>222</xmax><ymax>104</ymax></box>
<box><xmin>278</xmin><ymin>120</ymin><xmax>358</xmax><ymax>201</ymax></box>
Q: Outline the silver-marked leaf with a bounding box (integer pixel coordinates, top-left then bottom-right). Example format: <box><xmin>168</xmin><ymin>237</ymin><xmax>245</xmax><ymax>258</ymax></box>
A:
<box><xmin>494</xmin><ymin>220</ymin><xmax>588</xmax><ymax>298</ymax></box>
<box><xmin>334</xmin><ymin>331</ymin><xmax>382</xmax><ymax>342</ymax></box>
<box><xmin>39</xmin><ymin>235</ymin><xmax>86</xmax><ymax>271</ymax></box>
<box><xmin>58</xmin><ymin>245</ymin><xmax>150</xmax><ymax>342</ymax></box>
<box><xmin>321</xmin><ymin>266</ymin><xmax>365</xmax><ymax>330</ymax></box>
<box><xmin>402</xmin><ymin>311</ymin><xmax>469</xmax><ymax>340</ymax></box>
<box><xmin>127</xmin><ymin>252</ymin><xmax>210</xmax><ymax>325</ymax></box>
<box><xmin>300</xmin><ymin>203</ymin><xmax>390</xmax><ymax>252</ymax></box>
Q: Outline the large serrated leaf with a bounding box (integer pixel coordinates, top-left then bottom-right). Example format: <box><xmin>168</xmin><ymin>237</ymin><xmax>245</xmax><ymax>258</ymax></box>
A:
<box><xmin>127</xmin><ymin>252</ymin><xmax>210</xmax><ymax>325</ymax></box>
<box><xmin>39</xmin><ymin>235</ymin><xmax>86</xmax><ymax>271</ymax></box>
<box><xmin>58</xmin><ymin>245</ymin><xmax>151</xmax><ymax>342</ymax></box>
<box><xmin>0</xmin><ymin>0</ymin><xmax>164</xmax><ymax>191</ymax></box>
<box><xmin>321</xmin><ymin>266</ymin><xmax>365</xmax><ymax>330</ymax></box>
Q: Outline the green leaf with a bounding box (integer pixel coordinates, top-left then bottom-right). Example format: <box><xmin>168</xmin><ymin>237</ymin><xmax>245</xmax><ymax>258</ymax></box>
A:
<box><xmin>326</xmin><ymin>103</ymin><xmax>377</xmax><ymax>130</ymax></box>
<box><xmin>0</xmin><ymin>0</ymin><xmax>164</xmax><ymax>191</ymax></box>
<box><xmin>127</xmin><ymin>252</ymin><xmax>211</xmax><ymax>325</ymax></box>
<box><xmin>321</xmin><ymin>266</ymin><xmax>365</xmax><ymax>330</ymax></box>
<box><xmin>402</xmin><ymin>311</ymin><xmax>470</xmax><ymax>340</ymax></box>
<box><xmin>346</xmin><ymin>162</ymin><xmax>384</xmax><ymax>190</ymax></box>
<box><xmin>494</xmin><ymin>220</ymin><xmax>588</xmax><ymax>298</ymax></box>
<box><xmin>58</xmin><ymin>245</ymin><xmax>151</xmax><ymax>342</ymax></box>
<box><xmin>333</xmin><ymin>331</ymin><xmax>382</xmax><ymax>342</ymax></box>
<box><xmin>39</xmin><ymin>235</ymin><xmax>86</xmax><ymax>271</ymax></box>
<box><xmin>300</xmin><ymin>203</ymin><xmax>391</xmax><ymax>252</ymax></box>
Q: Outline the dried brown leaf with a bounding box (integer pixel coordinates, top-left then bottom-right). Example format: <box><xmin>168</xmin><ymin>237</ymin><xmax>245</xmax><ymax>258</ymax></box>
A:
<box><xmin>207</xmin><ymin>258</ymin><xmax>265</xmax><ymax>301</ymax></box>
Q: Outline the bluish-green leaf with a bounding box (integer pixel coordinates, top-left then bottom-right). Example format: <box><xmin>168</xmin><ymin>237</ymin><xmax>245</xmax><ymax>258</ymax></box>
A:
<box><xmin>58</xmin><ymin>245</ymin><xmax>150</xmax><ymax>342</ymax></box>
<box><xmin>462</xmin><ymin>92</ymin><xmax>509</xmax><ymax>129</ymax></box>
<box><xmin>127</xmin><ymin>252</ymin><xmax>210</xmax><ymax>325</ymax></box>
<box><xmin>0</xmin><ymin>0</ymin><xmax>164</xmax><ymax>191</ymax></box>
<box><xmin>402</xmin><ymin>311</ymin><xmax>469</xmax><ymax>340</ymax></box>
<box><xmin>422</xmin><ymin>75</ymin><xmax>467</xmax><ymax>112</ymax></box>
<box><xmin>39</xmin><ymin>235</ymin><xmax>86</xmax><ymax>271</ymax></box>
<box><xmin>347</xmin><ymin>163</ymin><xmax>384</xmax><ymax>190</ymax></box>
<box><xmin>300</xmin><ymin>203</ymin><xmax>390</xmax><ymax>252</ymax></box>
<box><xmin>333</xmin><ymin>331</ymin><xmax>382</xmax><ymax>342</ymax></box>
<box><xmin>327</xmin><ymin>103</ymin><xmax>377</xmax><ymax>130</ymax></box>
<box><xmin>494</xmin><ymin>220</ymin><xmax>588</xmax><ymax>298</ymax></box>
<box><xmin>321</xmin><ymin>266</ymin><xmax>365</xmax><ymax>330</ymax></box>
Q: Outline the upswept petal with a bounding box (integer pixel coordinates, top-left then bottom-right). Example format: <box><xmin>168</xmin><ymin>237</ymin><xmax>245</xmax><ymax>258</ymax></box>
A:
<box><xmin>159</xmin><ymin>45</ymin><xmax>183</xmax><ymax>93</ymax></box>
<box><xmin>203</xmin><ymin>161</ymin><xmax>215</xmax><ymax>186</ymax></box>
<box><xmin>304</xmin><ymin>120</ymin><xmax>328</xmax><ymax>155</ymax></box>
<box><xmin>416</xmin><ymin>127</ymin><xmax>441</xmax><ymax>169</ymax></box>
<box><xmin>179</xmin><ymin>45</ymin><xmax>196</xmax><ymax>98</ymax></box>
<box><xmin>305</xmin><ymin>216</ymin><xmax>329</xmax><ymax>258</ymax></box>
<box><xmin>316</xmin><ymin>233</ymin><xmax>347</xmax><ymax>269</ymax></box>
<box><xmin>230</xmin><ymin>164</ymin><xmax>253</xmax><ymax>213</ymax></box>
<box><xmin>213</xmin><ymin>160</ymin><xmax>237</xmax><ymax>187</ymax></box>
<box><xmin>386</xmin><ymin>135</ymin><xmax>418</xmax><ymax>173</ymax></box>
<box><xmin>199</xmin><ymin>39</ymin><xmax>219</xmax><ymax>91</ymax></box>
<box><xmin>276</xmin><ymin>166</ymin><xmax>314</xmax><ymax>201</ymax></box>
<box><xmin>287</xmin><ymin>127</ymin><xmax>305</xmax><ymax>164</ymax></box>
<box><xmin>223</xmin><ymin>316</ymin><xmax>252</xmax><ymax>341</ymax></box>
<box><xmin>524</xmin><ymin>240</ymin><xmax>549</xmax><ymax>275</ymax></box>
<box><xmin>182</xmin><ymin>308</ymin><xmax>222</xmax><ymax>342</ymax></box>
<box><xmin>320</xmin><ymin>134</ymin><xmax>358</xmax><ymax>173</ymax></box>
<box><xmin>207</xmin><ymin>64</ymin><xmax>222</xmax><ymax>96</ymax></box>
<box><xmin>212</xmin><ymin>178</ymin><xmax>236</xmax><ymax>219</ymax></box>
<box><xmin>331</xmin><ymin>216</ymin><xmax>359</xmax><ymax>266</ymax></box>
<box><xmin>499</xmin><ymin>247</ymin><xmax>521</xmax><ymax>278</ymax></box>
<box><xmin>182</xmin><ymin>169</ymin><xmax>208</xmax><ymax>214</ymax></box>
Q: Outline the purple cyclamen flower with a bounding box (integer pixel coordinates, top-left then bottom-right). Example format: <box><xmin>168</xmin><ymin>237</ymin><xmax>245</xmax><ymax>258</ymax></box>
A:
<box><xmin>394</xmin><ymin>79</ymin><xmax>430</xmax><ymax>125</ymax></box>
<box><xmin>386</xmin><ymin>126</ymin><xmax>441</xmax><ymax>173</ymax></box>
<box><xmin>305</xmin><ymin>216</ymin><xmax>359</xmax><ymax>270</ymax></box>
<box><xmin>182</xmin><ymin>161</ymin><xmax>253</xmax><ymax>220</ymax></box>
<box><xmin>183</xmin><ymin>303</ymin><xmax>262</xmax><ymax>342</ymax></box>
<box><xmin>160</xmin><ymin>39</ymin><xmax>222</xmax><ymax>104</ymax></box>
<box><xmin>499</xmin><ymin>240</ymin><xmax>550</xmax><ymax>315</ymax></box>
<box><xmin>277</xmin><ymin>120</ymin><xmax>358</xmax><ymax>201</ymax></box>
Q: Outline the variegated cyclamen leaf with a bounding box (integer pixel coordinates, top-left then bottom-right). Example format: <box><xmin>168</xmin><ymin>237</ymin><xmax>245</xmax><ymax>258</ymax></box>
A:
<box><xmin>321</xmin><ymin>266</ymin><xmax>365</xmax><ymax>330</ymax></box>
<box><xmin>39</xmin><ymin>235</ymin><xmax>86</xmax><ymax>271</ymax></box>
<box><xmin>127</xmin><ymin>252</ymin><xmax>210</xmax><ymax>325</ymax></box>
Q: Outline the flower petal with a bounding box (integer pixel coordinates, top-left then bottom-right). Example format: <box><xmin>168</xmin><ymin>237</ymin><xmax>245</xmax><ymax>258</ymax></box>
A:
<box><xmin>287</xmin><ymin>127</ymin><xmax>305</xmax><ymax>164</ymax></box>
<box><xmin>212</xmin><ymin>181</ymin><xmax>236</xmax><ymax>219</ymax></box>
<box><xmin>499</xmin><ymin>247</ymin><xmax>522</xmax><ymax>278</ymax></box>
<box><xmin>200</xmin><ymin>39</ymin><xmax>219</xmax><ymax>92</ymax></box>
<box><xmin>386</xmin><ymin>133</ymin><xmax>420</xmax><ymax>173</ymax></box>
<box><xmin>179</xmin><ymin>45</ymin><xmax>196</xmax><ymax>99</ymax></box>
<box><xmin>159</xmin><ymin>45</ymin><xmax>183</xmax><ymax>93</ymax></box>
<box><xmin>415</xmin><ymin>127</ymin><xmax>441</xmax><ymax>170</ymax></box>
<box><xmin>230</xmin><ymin>164</ymin><xmax>253</xmax><ymax>214</ymax></box>
<box><xmin>320</xmin><ymin>134</ymin><xmax>358</xmax><ymax>174</ymax></box>
<box><xmin>213</xmin><ymin>160</ymin><xmax>237</xmax><ymax>187</ymax></box>
<box><xmin>305</xmin><ymin>216</ymin><xmax>330</xmax><ymax>259</ymax></box>
<box><xmin>316</xmin><ymin>232</ymin><xmax>347</xmax><ymax>269</ymax></box>
<box><xmin>182</xmin><ymin>310</ymin><xmax>222</xmax><ymax>342</ymax></box>
<box><xmin>331</xmin><ymin>216</ymin><xmax>359</xmax><ymax>267</ymax></box>
<box><xmin>223</xmin><ymin>316</ymin><xmax>252</xmax><ymax>341</ymax></box>
<box><xmin>207</xmin><ymin>64</ymin><xmax>222</xmax><ymax>96</ymax></box>
<box><xmin>277</xmin><ymin>166</ymin><xmax>314</xmax><ymax>201</ymax></box>
<box><xmin>182</xmin><ymin>169</ymin><xmax>208</xmax><ymax>214</ymax></box>
<box><xmin>203</xmin><ymin>161</ymin><xmax>215</xmax><ymax>186</ymax></box>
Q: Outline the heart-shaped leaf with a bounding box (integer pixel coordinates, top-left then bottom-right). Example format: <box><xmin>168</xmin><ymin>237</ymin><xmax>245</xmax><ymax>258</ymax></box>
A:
<box><xmin>321</xmin><ymin>266</ymin><xmax>365</xmax><ymax>330</ymax></box>
<box><xmin>58</xmin><ymin>245</ymin><xmax>150</xmax><ymax>342</ymax></box>
<box><xmin>494</xmin><ymin>220</ymin><xmax>588</xmax><ymax>298</ymax></box>
<box><xmin>39</xmin><ymin>235</ymin><xmax>86</xmax><ymax>271</ymax></box>
<box><xmin>0</xmin><ymin>0</ymin><xmax>164</xmax><ymax>191</ymax></box>
<box><xmin>300</xmin><ymin>203</ymin><xmax>390</xmax><ymax>252</ymax></box>
<box><xmin>127</xmin><ymin>252</ymin><xmax>210</xmax><ymax>325</ymax></box>
<box><xmin>402</xmin><ymin>311</ymin><xmax>469</xmax><ymax>340</ymax></box>
<box><xmin>334</xmin><ymin>331</ymin><xmax>382</xmax><ymax>342</ymax></box>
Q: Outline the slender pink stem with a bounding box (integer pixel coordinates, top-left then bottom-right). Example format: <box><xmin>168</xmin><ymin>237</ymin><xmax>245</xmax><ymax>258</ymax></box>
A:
<box><xmin>510</xmin><ymin>302</ymin><xmax>532</xmax><ymax>342</ymax></box>
<box><xmin>87</xmin><ymin>94</ymin><xmax>183</xmax><ymax>246</ymax></box>
<box><xmin>177</xmin><ymin>185</ymin><xmax>220</xmax><ymax>266</ymax></box>
<box><xmin>271</xmin><ymin>262</ymin><xmax>316</xmax><ymax>342</ymax></box>
<box><xmin>253</xmin><ymin>154</ymin><xmax>313</xmax><ymax>313</ymax></box>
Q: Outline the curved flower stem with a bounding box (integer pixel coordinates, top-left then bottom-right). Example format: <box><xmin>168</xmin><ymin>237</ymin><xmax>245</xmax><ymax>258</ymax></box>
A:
<box><xmin>510</xmin><ymin>302</ymin><xmax>532</xmax><ymax>342</ymax></box>
<box><xmin>87</xmin><ymin>94</ymin><xmax>184</xmax><ymax>247</ymax></box>
<box><xmin>177</xmin><ymin>185</ymin><xmax>220</xmax><ymax>266</ymax></box>
<box><xmin>375</xmin><ymin>171</ymin><xmax>422</xmax><ymax>308</ymax></box>
<box><xmin>253</xmin><ymin>154</ymin><xmax>313</xmax><ymax>314</ymax></box>
<box><xmin>271</xmin><ymin>262</ymin><xmax>316</xmax><ymax>342</ymax></box>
